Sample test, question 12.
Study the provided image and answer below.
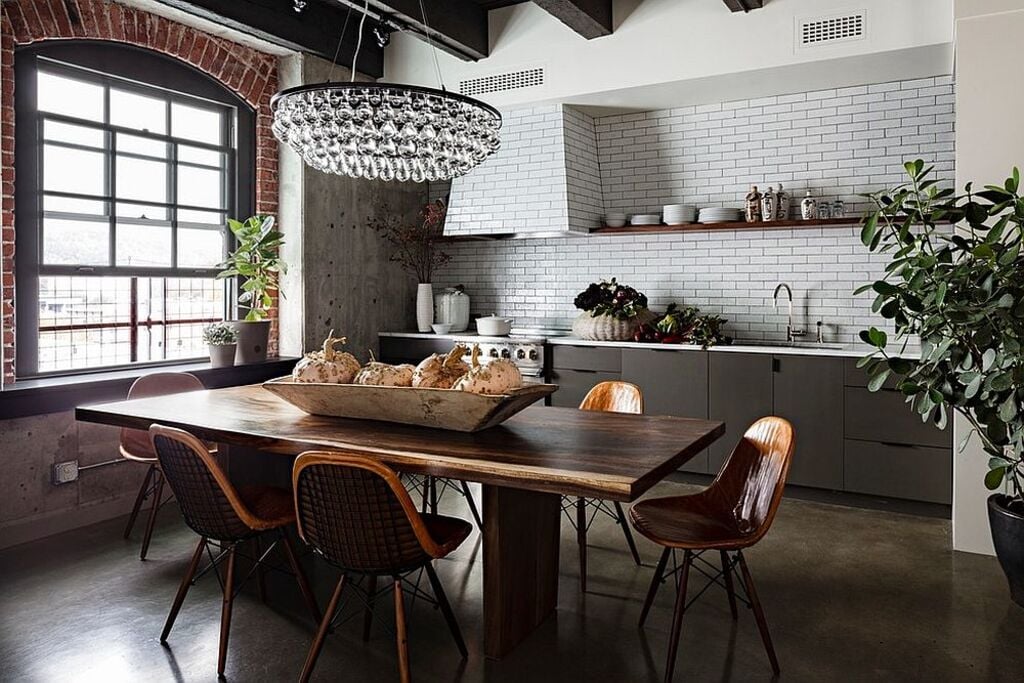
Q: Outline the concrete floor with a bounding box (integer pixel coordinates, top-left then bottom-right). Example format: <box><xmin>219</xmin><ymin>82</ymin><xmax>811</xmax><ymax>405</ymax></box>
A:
<box><xmin>1</xmin><ymin>480</ymin><xmax>1022</xmax><ymax>683</ymax></box>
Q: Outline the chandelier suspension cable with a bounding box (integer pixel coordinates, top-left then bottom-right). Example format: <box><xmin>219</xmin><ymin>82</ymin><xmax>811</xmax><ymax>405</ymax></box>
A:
<box><xmin>326</xmin><ymin>4</ymin><xmax>353</xmax><ymax>83</ymax></box>
<box><xmin>350</xmin><ymin>0</ymin><xmax>370</xmax><ymax>83</ymax></box>
<box><xmin>417</xmin><ymin>0</ymin><xmax>446</xmax><ymax>91</ymax></box>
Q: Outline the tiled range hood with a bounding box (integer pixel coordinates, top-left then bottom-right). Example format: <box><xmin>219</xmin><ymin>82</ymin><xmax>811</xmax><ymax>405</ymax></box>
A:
<box><xmin>443</xmin><ymin>104</ymin><xmax>604</xmax><ymax>237</ymax></box>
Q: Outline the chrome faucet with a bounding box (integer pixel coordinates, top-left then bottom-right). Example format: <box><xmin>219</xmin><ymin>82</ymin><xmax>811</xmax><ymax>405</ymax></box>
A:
<box><xmin>773</xmin><ymin>283</ymin><xmax>806</xmax><ymax>343</ymax></box>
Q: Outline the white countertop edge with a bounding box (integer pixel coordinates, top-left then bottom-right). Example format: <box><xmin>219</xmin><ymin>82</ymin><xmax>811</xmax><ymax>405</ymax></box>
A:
<box><xmin>378</xmin><ymin>331</ymin><xmax>908</xmax><ymax>359</ymax></box>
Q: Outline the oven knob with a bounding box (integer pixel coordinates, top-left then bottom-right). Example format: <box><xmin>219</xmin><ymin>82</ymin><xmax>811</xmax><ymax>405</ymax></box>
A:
<box><xmin>516</xmin><ymin>348</ymin><xmax>526</xmax><ymax>360</ymax></box>
<box><xmin>528</xmin><ymin>349</ymin><xmax>538</xmax><ymax>361</ymax></box>
<box><xmin>500</xmin><ymin>348</ymin><xmax>511</xmax><ymax>359</ymax></box>
<box><xmin>488</xmin><ymin>348</ymin><xmax>499</xmax><ymax>358</ymax></box>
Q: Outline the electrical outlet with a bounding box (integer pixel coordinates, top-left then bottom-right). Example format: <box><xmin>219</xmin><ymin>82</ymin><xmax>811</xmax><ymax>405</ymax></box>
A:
<box><xmin>52</xmin><ymin>460</ymin><xmax>79</xmax><ymax>485</ymax></box>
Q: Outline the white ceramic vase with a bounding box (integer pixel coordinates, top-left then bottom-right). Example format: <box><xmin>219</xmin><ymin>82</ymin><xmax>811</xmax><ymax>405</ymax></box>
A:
<box><xmin>416</xmin><ymin>283</ymin><xmax>434</xmax><ymax>333</ymax></box>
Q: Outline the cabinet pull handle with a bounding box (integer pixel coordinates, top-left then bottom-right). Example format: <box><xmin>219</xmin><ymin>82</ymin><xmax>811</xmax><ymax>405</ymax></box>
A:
<box><xmin>772</xmin><ymin>358</ymin><xmax>780</xmax><ymax>373</ymax></box>
<box><xmin>880</xmin><ymin>441</ymin><xmax>916</xmax><ymax>449</ymax></box>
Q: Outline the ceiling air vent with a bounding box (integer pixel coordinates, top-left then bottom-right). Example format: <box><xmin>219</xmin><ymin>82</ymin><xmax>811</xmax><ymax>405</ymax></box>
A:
<box><xmin>459</xmin><ymin>67</ymin><xmax>544</xmax><ymax>97</ymax></box>
<box><xmin>798</xmin><ymin>11</ymin><xmax>866</xmax><ymax>47</ymax></box>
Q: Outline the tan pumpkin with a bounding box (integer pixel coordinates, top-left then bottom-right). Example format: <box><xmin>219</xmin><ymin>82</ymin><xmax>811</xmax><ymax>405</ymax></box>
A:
<box><xmin>292</xmin><ymin>330</ymin><xmax>361</xmax><ymax>383</ymax></box>
<box><xmin>354</xmin><ymin>350</ymin><xmax>415</xmax><ymax>387</ymax></box>
<box><xmin>453</xmin><ymin>344</ymin><xmax>522</xmax><ymax>395</ymax></box>
<box><xmin>412</xmin><ymin>344</ymin><xmax>470</xmax><ymax>389</ymax></box>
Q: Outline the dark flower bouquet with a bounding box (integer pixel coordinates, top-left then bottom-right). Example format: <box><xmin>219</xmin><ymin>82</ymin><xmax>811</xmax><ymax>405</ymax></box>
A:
<box><xmin>574</xmin><ymin>279</ymin><xmax>649</xmax><ymax>320</ymax></box>
<box><xmin>371</xmin><ymin>199</ymin><xmax>451</xmax><ymax>283</ymax></box>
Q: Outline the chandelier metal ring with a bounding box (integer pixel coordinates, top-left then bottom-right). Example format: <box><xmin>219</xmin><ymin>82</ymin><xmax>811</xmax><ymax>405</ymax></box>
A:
<box><xmin>271</xmin><ymin>81</ymin><xmax>502</xmax><ymax>182</ymax></box>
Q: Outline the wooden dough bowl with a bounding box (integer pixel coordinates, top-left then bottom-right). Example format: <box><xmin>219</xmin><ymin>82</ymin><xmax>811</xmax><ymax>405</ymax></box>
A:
<box><xmin>262</xmin><ymin>377</ymin><xmax>559</xmax><ymax>432</ymax></box>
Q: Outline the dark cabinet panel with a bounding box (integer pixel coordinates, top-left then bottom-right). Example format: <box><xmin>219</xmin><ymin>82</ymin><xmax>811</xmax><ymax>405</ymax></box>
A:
<box><xmin>550</xmin><ymin>345</ymin><xmax>622</xmax><ymax>372</ymax></box>
<box><xmin>548</xmin><ymin>369</ymin><xmax>621</xmax><ymax>408</ymax></box>
<box><xmin>772</xmin><ymin>355</ymin><xmax>845</xmax><ymax>489</ymax></box>
<box><xmin>843</xmin><ymin>357</ymin><xmax>901</xmax><ymax>390</ymax></box>
<box><xmin>379</xmin><ymin>337</ymin><xmax>452</xmax><ymax>364</ymax></box>
<box><xmin>622</xmin><ymin>349</ymin><xmax>710</xmax><ymax>473</ymax></box>
<box><xmin>845</xmin><ymin>387</ymin><xmax>950</xmax><ymax>448</ymax></box>
<box><xmin>844</xmin><ymin>439</ymin><xmax>952</xmax><ymax>504</ymax></box>
<box><xmin>708</xmin><ymin>353</ymin><xmax>774</xmax><ymax>474</ymax></box>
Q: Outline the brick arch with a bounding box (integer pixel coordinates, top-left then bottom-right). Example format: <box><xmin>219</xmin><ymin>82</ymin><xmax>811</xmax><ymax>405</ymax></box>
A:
<box><xmin>1</xmin><ymin>0</ymin><xmax>282</xmax><ymax>381</ymax></box>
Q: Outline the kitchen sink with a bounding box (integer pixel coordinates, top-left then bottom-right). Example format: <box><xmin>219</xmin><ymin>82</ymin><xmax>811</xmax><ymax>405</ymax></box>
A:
<box><xmin>732</xmin><ymin>339</ymin><xmax>847</xmax><ymax>351</ymax></box>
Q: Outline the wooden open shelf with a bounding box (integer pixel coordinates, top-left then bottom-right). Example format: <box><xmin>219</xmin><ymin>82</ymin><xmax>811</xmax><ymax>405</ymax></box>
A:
<box><xmin>590</xmin><ymin>217</ymin><xmax>860</xmax><ymax>235</ymax></box>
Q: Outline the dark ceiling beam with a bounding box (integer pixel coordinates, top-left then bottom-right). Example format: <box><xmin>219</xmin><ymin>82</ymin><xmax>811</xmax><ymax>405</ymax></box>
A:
<box><xmin>722</xmin><ymin>0</ymin><xmax>765</xmax><ymax>12</ymax></box>
<box><xmin>154</xmin><ymin>0</ymin><xmax>384</xmax><ymax>78</ymax></box>
<box><xmin>331</xmin><ymin>0</ymin><xmax>490</xmax><ymax>61</ymax></box>
<box><xmin>533</xmin><ymin>0</ymin><xmax>613</xmax><ymax>39</ymax></box>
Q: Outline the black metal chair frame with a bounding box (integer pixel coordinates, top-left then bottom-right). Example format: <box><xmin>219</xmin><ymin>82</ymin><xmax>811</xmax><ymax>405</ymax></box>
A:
<box><xmin>122</xmin><ymin>463</ymin><xmax>172</xmax><ymax>559</ymax></box>
<box><xmin>560</xmin><ymin>495</ymin><xmax>642</xmax><ymax>592</ymax></box>
<box><xmin>405</xmin><ymin>473</ymin><xmax>483</xmax><ymax>531</ymax></box>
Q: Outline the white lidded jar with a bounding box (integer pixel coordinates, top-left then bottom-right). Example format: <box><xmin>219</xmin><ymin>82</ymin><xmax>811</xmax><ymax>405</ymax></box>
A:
<box><xmin>434</xmin><ymin>285</ymin><xmax>471</xmax><ymax>332</ymax></box>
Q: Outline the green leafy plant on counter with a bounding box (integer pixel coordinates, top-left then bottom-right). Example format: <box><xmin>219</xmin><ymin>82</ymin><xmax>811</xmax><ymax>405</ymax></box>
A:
<box><xmin>202</xmin><ymin>322</ymin><xmax>238</xmax><ymax>346</ymax></box>
<box><xmin>635</xmin><ymin>303</ymin><xmax>730</xmax><ymax>348</ymax></box>
<box><xmin>573</xmin><ymin>278</ymin><xmax>649</xmax><ymax>319</ymax></box>
<box><xmin>857</xmin><ymin>160</ymin><xmax>1024</xmax><ymax>508</ymax></box>
<box><xmin>216</xmin><ymin>215</ymin><xmax>287</xmax><ymax>321</ymax></box>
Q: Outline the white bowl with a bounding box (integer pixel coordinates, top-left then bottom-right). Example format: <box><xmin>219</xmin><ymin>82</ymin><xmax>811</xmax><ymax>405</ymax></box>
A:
<box><xmin>431</xmin><ymin>323</ymin><xmax>453</xmax><ymax>335</ymax></box>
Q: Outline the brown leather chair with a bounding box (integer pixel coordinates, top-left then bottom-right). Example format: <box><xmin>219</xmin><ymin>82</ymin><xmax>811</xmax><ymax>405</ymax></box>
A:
<box><xmin>630</xmin><ymin>416</ymin><xmax>795</xmax><ymax>681</ymax></box>
<box><xmin>566</xmin><ymin>381</ymin><xmax>644</xmax><ymax>591</ymax></box>
<box><xmin>150</xmin><ymin>425</ymin><xmax>321</xmax><ymax>678</ymax></box>
<box><xmin>120</xmin><ymin>372</ymin><xmax>211</xmax><ymax>560</ymax></box>
<box><xmin>293</xmin><ymin>450</ymin><xmax>472</xmax><ymax>683</ymax></box>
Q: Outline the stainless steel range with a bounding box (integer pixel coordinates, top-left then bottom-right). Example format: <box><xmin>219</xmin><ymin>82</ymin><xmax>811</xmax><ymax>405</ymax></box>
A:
<box><xmin>462</xmin><ymin>334</ymin><xmax>546</xmax><ymax>384</ymax></box>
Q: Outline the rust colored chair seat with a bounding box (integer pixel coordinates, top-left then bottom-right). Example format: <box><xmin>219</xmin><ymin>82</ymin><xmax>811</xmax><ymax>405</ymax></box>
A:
<box><xmin>235</xmin><ymin>485</ymin><xmax>296</xmax><ymax>529</ymax></box>
<box><xmin>630</xmin><ymin>417</ymin><xmax>795</xmax><ymax>682</ymax></box>
<box><xmin>422</xmin><ymin>514</ymin><xmax>473</xmax><ymax>557</ymax></box>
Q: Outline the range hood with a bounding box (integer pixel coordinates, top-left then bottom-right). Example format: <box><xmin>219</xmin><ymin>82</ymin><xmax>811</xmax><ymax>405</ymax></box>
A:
<box><xmin>443</xmin><ymin>104</ymin><xmax>604</xmax><ymax>238</ymax></box>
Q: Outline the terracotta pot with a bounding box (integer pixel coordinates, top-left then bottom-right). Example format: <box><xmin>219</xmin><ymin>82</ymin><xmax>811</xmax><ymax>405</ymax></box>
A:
<box><xmin>208</xmin><ymin>344</ymin><xmax>236</xmax><ymax>368</ymax></box>
<box><xmin>572</xmin><ymin>310</ymin><xmax>654</xmax><ymax>341</ymax></box>
<box><xmin>989</xmin><ymin>493</ymin><xmax>1024</xmax><ymax>607</ymax></box>
<box><xmin>232</xmin><ymin>320</ymin><xmax>270</xmax><ymax>364</ymax></box>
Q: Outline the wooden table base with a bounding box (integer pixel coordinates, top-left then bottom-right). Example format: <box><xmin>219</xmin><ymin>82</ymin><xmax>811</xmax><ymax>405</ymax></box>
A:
<box><xmin>482</xmin><ymin>485</ymin><xmax>561</xmax><ymax>659</ymax></box>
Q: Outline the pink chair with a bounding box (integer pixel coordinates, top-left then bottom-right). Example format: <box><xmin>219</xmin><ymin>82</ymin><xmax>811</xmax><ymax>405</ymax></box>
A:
<box><xmin>120</xmin><ymin>372</ymin><xmax>209</xmax><ymax>559</ymax></box>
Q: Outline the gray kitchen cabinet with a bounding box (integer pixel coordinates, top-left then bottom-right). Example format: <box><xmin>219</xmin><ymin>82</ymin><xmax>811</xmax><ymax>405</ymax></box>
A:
<box><xmin>708</xmin><ymin>353</ymin><xmax>774</xmax><ymax>474</ymax></box>
<box><xmin>843</xmin><ymin>439</ymin><xmax>952</xmax><ymax>504</ymax></box>
<box><xmin>621</xmin><ymin>348</ymin><xmax>710</xmax><ymax>473</ymax></box>
<box><xmin>772</xmin><ymin>355</ymin><xmax>845</xmax><ymax>489</ymax></box>
<box><xmin>845</xmin><ymin>387</ymin><xmax>950</xmax><ymax>448</ymax></box>
<box><xmin>549</xmin><ymin>345</ymin><xmax>623</xmax><ymax>409</ymax></box>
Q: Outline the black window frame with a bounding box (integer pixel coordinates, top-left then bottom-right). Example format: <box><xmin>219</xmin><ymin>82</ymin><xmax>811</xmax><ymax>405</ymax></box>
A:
<box><xmin>14</xmin><ymin>41</ymin><xmax>256</xmax><ymax>378</ymax></box>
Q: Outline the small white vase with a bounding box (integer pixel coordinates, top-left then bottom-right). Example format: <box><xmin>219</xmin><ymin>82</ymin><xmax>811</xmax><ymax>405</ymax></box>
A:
<box><xmin>416</xmin><ymin>283</ymin><xmax>434</xmax><ymax>333</ymax></box>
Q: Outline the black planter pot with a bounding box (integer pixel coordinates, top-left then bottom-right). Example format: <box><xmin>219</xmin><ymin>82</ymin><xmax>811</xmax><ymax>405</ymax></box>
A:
<box><xmin>988</xmin><ymin>493</ymin><xmax>1024</xmax><ymax>607</ymax></box>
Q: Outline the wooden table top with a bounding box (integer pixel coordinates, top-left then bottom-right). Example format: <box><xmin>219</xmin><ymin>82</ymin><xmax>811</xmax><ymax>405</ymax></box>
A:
<box><xmin>76</xmin><ymin>384</ymin><xmax>724</xmax><ymax>501</ymax></box>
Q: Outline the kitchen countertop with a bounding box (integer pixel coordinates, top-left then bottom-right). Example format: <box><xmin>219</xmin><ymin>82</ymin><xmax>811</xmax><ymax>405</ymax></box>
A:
<box><xmin>379</xmin><ymin>331</ymin><xmax>903</xmax><ymax>359</ymax></box>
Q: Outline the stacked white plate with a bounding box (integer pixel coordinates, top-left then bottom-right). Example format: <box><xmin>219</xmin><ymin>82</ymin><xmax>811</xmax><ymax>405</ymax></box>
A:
<box><xmin>629</xmin><ymin>214</ymin><xmax>662</xmax><ymax>226</ymax></box>
<box><xmin>698</xmin><ymin>207</ymin><xmax>743</xmax><ymax>223</ymax></box>
<box><xmin>663</xmin><ymin>204</ymin><xmax>696</xmax><ymax>225</ymax></box>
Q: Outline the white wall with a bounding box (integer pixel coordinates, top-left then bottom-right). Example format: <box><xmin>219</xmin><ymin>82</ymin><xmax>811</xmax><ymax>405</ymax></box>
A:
<box><xmin>386</xmin><ymin>0</ymin><xmax>952</xmax><ymax>110</ymax></box>
<box><xmin>951</xmin><ymin>1</ymin><xmax>1024</xmax><ymax>556</ymax></box>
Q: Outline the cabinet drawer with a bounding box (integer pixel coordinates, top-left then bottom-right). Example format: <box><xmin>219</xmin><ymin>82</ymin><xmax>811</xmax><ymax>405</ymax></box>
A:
<box><xmin>549</xmin><ymin>369</ymin><xmax>621</xmax><ymax>408</ymax></box>
<box><xmin>844</xmin><ymin>358</ymin><xmax>900</xmax><ymax>390</ymax></box>
<box><xmin>551</xmin><ymin>345</ymin><xmax>622</xmax><ymax>372</ymax></box>
<box><xmin>845</xmin><ymin>387</ymin><xmax>949</xmax><ymax>448</ymax></box>
<box><xmin>379</xmin><ymin>337</ymin><xmax>452</xmax><ymax>364</ymax></box>
<box><xmin>843</xmin><ymin>439</ymin><xmax>952</xmax><ymax>504</ymax></box>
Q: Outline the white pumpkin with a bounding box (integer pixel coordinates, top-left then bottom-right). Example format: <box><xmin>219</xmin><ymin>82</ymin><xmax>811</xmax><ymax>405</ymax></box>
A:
<box><xmin>354</xmin><ymin>350</ymin><xmax>415</xmax><ymax>387</ymax></box>
<box><xmin>292</xmin><ymin>331</ymin><xmax>361</xmax><ymax>383</ymax></box>
<box><xmin>453</xmin><ymin>345</ymin><xmax>522</xmax><ymax>395</ymax></box>
<box><xmin>412</xmin><ymin>344</ymin><xmax>470</xmax><ymax>389</ymax></box>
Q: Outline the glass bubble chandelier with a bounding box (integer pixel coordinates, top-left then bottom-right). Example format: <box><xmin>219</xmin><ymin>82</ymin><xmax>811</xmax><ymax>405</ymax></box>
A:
<box><xmin>271</xmin><ymin>0</ymin><xmax>502</xmax><ymax>182</ymax></box>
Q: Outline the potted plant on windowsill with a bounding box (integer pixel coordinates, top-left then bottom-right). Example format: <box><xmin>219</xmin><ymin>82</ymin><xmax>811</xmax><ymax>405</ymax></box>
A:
<box><xmin>371</xmin><ymin>199</ymin><xmax>450</xmax><ymax>333</ymax></box>
<box><xmin>572</xmin><ymin>279</ymin><xmax>655</xmax><ymax>341</ymax></box>
<box><xmin>857</xmin><ymin>160</ymin><xmax>1024</xmax><ymax>606</ymax></box>
<box><xmin>217</xmin><ymin>215</ymin><xmax>286</xmax><ymax>364</ymax></box>
<box><xmin>203</xmin><ymin>322</ymin><xmax>238</xmax><ymax>368</ymax></box>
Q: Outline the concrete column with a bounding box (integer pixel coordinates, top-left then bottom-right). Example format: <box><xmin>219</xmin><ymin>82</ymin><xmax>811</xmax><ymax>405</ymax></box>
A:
<box><xmin>951</xmin><ymin>0</ymin><xmax>1024</xmax><ymax>555</ymax></box>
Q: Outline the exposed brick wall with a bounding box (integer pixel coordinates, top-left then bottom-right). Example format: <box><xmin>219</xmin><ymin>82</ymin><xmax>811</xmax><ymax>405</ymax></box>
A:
<box><xmin>0</xmin><ymin>0</ymin><xmax>282</xmax><ymax>382</ymax></box>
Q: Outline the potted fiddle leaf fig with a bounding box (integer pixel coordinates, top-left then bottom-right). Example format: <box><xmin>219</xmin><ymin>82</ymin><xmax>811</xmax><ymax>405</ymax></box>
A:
<box><xmin>216</xmin><ymin>215</ymin><xmax>286</xmax><ymax>364</ymax></box>
<box><xmin>857</xmin><ymin>159</ymin><xmax>1024</xmax><ymax>606</ymax></box>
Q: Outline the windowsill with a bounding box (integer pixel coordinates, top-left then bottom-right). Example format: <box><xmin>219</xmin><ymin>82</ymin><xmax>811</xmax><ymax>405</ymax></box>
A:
<box><xmin>0</xmin><ymin>356</ymin><xmax>299</xmax><ymax>420</ymax></box>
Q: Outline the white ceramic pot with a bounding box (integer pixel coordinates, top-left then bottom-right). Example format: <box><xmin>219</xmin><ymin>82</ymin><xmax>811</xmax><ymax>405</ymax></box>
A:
<box><xmin>476</xmin><ymin>315</ymin><xmax>513</xmax><ymax>336</ymax></box>
<box><xmin>435</xmin><ymin>287</ymin><xmax>471</xmax><ymax>332</ymax></box>
<box><xmin>232</xmin><ymin>320</ymin><xmax>270</xmax><ymax>364</ymax></box>
<box><xmin>416</xmin><ymin>283</ymin><xmax>434</xmax><ymax>333</ymax></box>
<box><xmin>209</xmin><ymin>344</ymin><xmax>237</xmax><ymax>368</ymax></box>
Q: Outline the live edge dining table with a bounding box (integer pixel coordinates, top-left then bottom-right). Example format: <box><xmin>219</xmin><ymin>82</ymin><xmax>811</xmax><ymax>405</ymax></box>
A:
<box><xmin>76</xmin><ymin>384</ymin><xmax>724</xmax><ymax>659</ymax></box>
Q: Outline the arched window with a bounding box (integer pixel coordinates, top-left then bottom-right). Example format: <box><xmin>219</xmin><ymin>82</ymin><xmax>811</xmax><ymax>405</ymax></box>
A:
<box><xmin>14</xmin><ymin>40</ymin><xmax>255</xmax><ymax>376</ymax></box>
